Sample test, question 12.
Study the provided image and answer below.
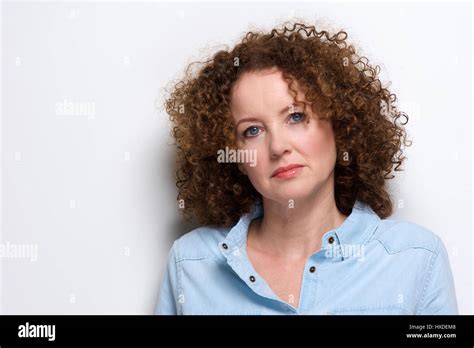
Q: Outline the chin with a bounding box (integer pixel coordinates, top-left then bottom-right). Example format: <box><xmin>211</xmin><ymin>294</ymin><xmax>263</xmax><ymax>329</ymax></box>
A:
<box><xmin>267</xmin><ymin>185</ymin><xmax>317</xmax><ymax>204</ymax></box>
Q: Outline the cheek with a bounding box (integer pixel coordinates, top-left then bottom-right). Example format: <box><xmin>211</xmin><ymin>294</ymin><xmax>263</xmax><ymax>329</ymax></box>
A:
<box><xmin>237</xmin><ymin>143</ymin><xmax>272</xmax><ymax>191</ymax></box>
<box><xmin>244</xmin><ymin>146</ymin><xmax>268</xmax><ymax>180</ymax></box>
<box><xmin>299</xmin><ymin>124</ymin><xmax>337</xmax><ymax>165</ymax></box>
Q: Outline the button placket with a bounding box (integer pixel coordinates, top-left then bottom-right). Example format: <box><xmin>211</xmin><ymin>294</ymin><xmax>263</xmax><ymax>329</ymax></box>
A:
<box><xmin>324</xmin><ymin>233</ymin><xmax>345</xmax><ymax>261</ymax></box>
<box><xmin>221</xmin><ymin>236</ymin><xmax>284</xmax><ymax>305</ymax></box>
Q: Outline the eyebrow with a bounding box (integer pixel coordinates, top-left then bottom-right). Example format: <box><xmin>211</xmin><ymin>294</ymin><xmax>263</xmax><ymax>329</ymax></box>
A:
<box><xmin>235</xmin><ymin>103</ymin><xmax>303</xmax><ymax>128</ymax></box>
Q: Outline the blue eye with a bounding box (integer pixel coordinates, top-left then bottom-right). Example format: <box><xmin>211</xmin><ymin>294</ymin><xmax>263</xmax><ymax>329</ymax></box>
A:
<box><xmin>243</xmin><ymin>126</ymin><xmax>261</xmax><ymax>138</ymax></box>
<box><xmin>242</xmin><ymin>112</ymin><xmax>305</xmax><ymax>138</ymax></box>
<box><xmin>289</xmin><ymin>112</ymin><xmax>305</xmax><ymax>123</ymax></box>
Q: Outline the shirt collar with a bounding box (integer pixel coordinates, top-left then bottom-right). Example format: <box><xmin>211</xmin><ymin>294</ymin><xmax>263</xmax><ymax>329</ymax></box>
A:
<box><xmin>328</xmin><ymin>200</ymin><xmax>381</xmax><ymax>260</ymax></box>
<box><xmin>219</xmin><ymin>199</ymin><xmax>380</xmax><ymax>261</ymax></box>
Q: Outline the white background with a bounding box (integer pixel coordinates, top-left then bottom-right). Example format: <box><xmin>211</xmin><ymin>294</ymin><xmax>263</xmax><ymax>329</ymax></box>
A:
<box><xmin>1</xmin><ymin>0</ymin><xmax>472</xmax><ymax>314</ymax></box>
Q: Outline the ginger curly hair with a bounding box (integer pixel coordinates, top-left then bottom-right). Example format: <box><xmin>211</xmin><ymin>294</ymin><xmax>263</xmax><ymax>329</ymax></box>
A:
<box><xmin>163</xmin><ymin>21</ymin><xmax>411</xmax><ymax>228</ymax></box>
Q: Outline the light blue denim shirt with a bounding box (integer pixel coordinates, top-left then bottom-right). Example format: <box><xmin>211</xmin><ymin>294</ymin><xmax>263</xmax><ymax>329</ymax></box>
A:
<box><xmin>155</xmin><ymin>200</ymin><xmax>458</xmax><ymax>315</ymax></box>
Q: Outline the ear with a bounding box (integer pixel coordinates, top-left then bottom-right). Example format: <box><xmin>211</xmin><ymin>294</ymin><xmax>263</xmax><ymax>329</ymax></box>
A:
<box><xmin>238</xmin><ymin>163</ymin><xmax>247</xmax><ymax>175</ymax></box>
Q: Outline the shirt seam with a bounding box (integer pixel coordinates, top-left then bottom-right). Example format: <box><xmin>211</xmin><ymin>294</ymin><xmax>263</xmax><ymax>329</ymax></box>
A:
<box><xmin>174</xmin><ymin>239</ymin><xmax>184</xmax><ymax>315</ymax></box>
<box><xmin>414</xmin><ymin>235</ymin><xmax>441</xmax><ymax>315</ymax></box>
<box><xmin>372</xmin><ymin>221</ymin><xmax>438</xmax><ymax>253</ymax></box>
<box><xmin>360</xmin><ymin>215</ymin><xmax>381</xmax><ymax>245</ymax></box>
<box><xmin>176</xmin><ymin>256</ymin><xmax>210</xmax><ymax>262</ymax></box>
<box><xmin>174</xmin><ymin>250</ymin><xmax>225</xmax><ymax>264</ymax></box>
<box><xmin>330</xmin><ymin>304</ymin><xmax>410</xmax><ymax>314</ymax></box>
<box><xmin>374</xmin><ymin>238</ymin><xmax>439</xmax><ymax>255</ymax></box>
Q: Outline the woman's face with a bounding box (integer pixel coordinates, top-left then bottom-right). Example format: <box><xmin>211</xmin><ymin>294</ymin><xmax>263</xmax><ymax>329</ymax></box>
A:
<box><xmin>230</xmin><ymin>68</ymin><xmax>338</xmax><ymax>204</ymax></box>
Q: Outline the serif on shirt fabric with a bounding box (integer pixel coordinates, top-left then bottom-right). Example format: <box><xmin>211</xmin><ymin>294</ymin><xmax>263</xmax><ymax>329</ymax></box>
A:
<box><xmin>155</xmin><ymin>200</ymin><xmax>458</xmax><ymax>315</ymax></box>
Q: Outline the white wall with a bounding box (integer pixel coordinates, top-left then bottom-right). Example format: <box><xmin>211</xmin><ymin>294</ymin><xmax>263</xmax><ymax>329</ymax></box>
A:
<box><xmin>1</xmin><ymin>1</ymin><xmax>472</xmax><ymax>314</ymax></box>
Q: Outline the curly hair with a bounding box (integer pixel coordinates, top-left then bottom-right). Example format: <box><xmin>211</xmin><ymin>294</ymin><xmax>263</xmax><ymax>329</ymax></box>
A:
<box><xmin>162</xmin><ymin>21</ymin><xmax>412</xmax><ymax>228</ymax></box>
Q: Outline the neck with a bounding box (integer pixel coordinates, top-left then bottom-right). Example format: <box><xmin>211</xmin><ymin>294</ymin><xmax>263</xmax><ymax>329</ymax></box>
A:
<box><xmin>249</xmin><ymin>185</ymin><xmax>347</xmax><ymax>261</ymax></box>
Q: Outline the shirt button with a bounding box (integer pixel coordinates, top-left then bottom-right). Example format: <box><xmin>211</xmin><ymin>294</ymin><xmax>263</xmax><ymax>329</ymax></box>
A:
<box><xmin>222</xmin><ymin>243</ymin><xmax>228</xmax><ymax>249</ymax></box>
<box><xmin>328</xmin><ymin>236</ymin><xmax>335</xmax><ymax>244</ymax></box>
<box><xmin>249</xmin><ymin>275</ymin><xmax>256</xmax><ymax>282</ymax></box>
<box><xmin>309</xmin><ymin>266</ymin><xmax>316</xmax><ymax>273</ymax></box>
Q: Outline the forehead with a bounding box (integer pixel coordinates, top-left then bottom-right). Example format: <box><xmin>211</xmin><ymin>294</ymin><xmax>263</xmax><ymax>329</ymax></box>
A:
<box><xmin>230</xmin><ymin>69</ymin><xmax>304</xmax><ymax>116</ymax></box>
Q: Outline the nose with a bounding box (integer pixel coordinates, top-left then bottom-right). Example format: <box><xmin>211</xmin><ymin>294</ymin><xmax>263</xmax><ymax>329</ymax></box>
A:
<box><xmin>268</xmin><ymin>126</ymin><xmax>292</xmax><ymax>159</ymax></box>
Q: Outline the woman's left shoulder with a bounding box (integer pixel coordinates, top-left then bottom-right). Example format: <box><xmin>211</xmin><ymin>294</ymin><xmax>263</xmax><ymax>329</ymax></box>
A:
<box><xmin>371</xmin><ymin>218</ymin><xmax>443</xmax><ymax>255</ymax></box>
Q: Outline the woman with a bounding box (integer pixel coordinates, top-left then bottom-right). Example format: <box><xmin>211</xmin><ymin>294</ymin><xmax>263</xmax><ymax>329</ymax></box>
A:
<box><xmin>155</xmin><ymin>22</ymin><xmax>458</xmax><ymax>315</ymax></box>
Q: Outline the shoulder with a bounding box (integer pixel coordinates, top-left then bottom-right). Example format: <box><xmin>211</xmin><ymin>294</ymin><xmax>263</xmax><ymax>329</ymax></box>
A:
<box><xmin>371</xmin><ymin>218</ymin><xmax>442</xmax><ymax>255</ymax></box>
<box><xmin>171</xmin><ymin>225</ymin><xmax>230</xmax><ymax>262</ymax></box>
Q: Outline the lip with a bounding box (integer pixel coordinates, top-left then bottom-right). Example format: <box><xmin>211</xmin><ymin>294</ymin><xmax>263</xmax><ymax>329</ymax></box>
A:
<box><xmin>271</xmin><ymin>164</ymin><xmax>305</xmax><ymax>178</ymax></box>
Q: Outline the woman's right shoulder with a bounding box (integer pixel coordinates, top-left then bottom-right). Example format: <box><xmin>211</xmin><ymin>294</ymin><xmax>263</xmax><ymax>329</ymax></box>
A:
<box><xmin>169</xmin><ymin>225</ymin><xmax>232</xmax><ymax>262</ymax></box>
